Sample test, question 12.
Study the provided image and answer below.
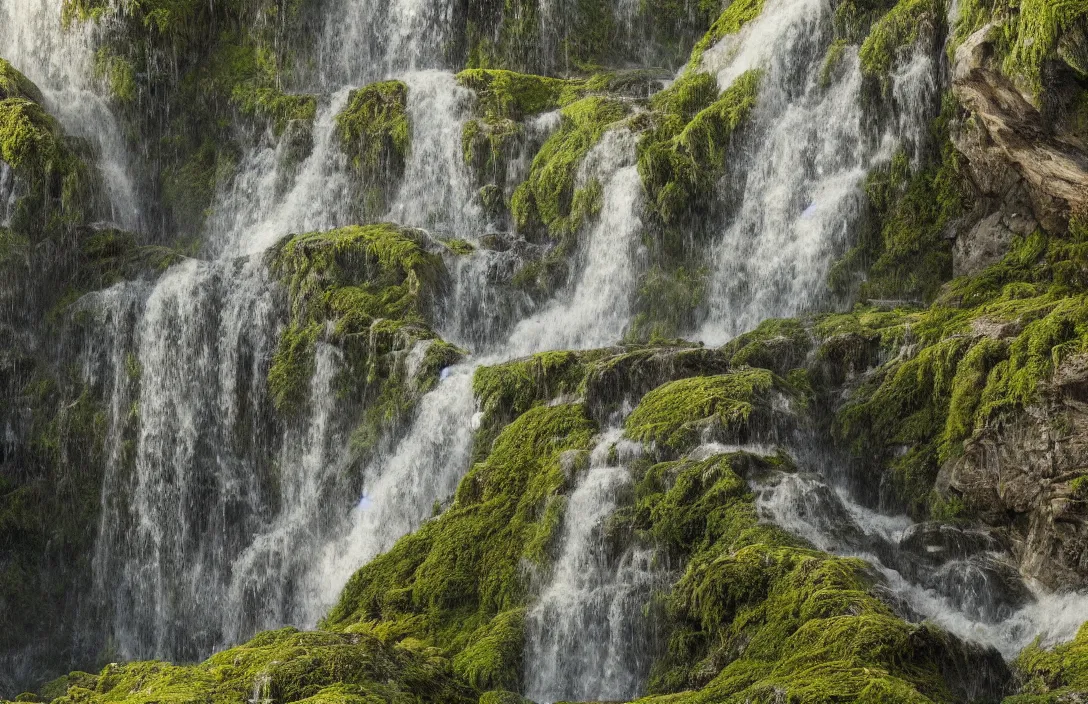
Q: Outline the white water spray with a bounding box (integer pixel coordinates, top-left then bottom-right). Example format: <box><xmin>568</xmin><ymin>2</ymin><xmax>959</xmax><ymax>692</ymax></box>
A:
<box><xmin>0</xmin><ymin>0</ymin><xmax>142</xmax><ymax>229</ymax></box>
<box><xmin>524</xmin><ymin>431</ymin><xmax>663</xmax><ymax>704</ymax></box>
<box><xmin>696</xmin><ymin>0</ymin><xmax>938</xmax><ymax>343</ymax></box>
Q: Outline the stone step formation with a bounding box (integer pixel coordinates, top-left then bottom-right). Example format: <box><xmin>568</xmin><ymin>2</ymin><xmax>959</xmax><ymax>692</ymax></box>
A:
<box><xmin>1</xmin><ymin>0</ymin><xmax>1088</xmax><ymax>701</ymax></box>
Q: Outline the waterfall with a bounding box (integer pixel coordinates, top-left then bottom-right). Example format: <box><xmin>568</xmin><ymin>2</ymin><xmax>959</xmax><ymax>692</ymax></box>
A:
<box><xmin>524</xmin><ymin>431</ymin><xmax>664</xmax><ymax>704</ymax></box>
<box><xmin>72</xmin><ymin>0</ymin><xmax>485</xmax><ymax>659</ymax></box>
<box><xmin>387</xmin><ymin>71</ymin><xmax>481</xmax><ymax>238</ymax></box>
<box><xmin>316</xmin><ymin>0</ymin><xmax>455</xmax><ymax>88</ymax></box>
<box><xmin>11</xmin><ymin>0</ymin><xmax>1084</xmax><ymax>696</ymax></box>
<box><xmin>309</xmin><ymin>366</ymin><xmax>478</xmax><ymax>613</ymax></box>
<box><xmin>695</xmin><ymin>0</ymin><xmax>937</xmax><ymax>344</ymax></box>
<box><xmin>89</xmin><ymin>257</ymin><xmax>285</xmax><ymax>660</ymax></box>
<box><xmin>208</xmin><ymin>88</ymin><xmax>356</xmax><ymax>258</ymax></box>
<box><xmin>752</xmin><ymin>454</ymin><xmax>1088</xmax><ymax>659</ymax></box>
<box><xmin>504</xmin><ymin>127</ymin><xmax>644</xmax><ymax>355</ymax></box>
<box><xmin>0</xmin><ymin>0</ymin><xmax>142</xmax><ymax>229</ymax></box>
<box><xmin>310</xmin><ymin>127</ymin><xmax>652</xmax><ymax>619</ymax></box>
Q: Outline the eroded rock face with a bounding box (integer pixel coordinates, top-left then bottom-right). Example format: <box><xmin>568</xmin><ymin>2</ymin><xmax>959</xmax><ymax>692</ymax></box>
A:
<box><xmin>952</xmin><ymin>194</ymin><xmax>1038</xmax><ymax>277</ymax></box>
<box><xmin>950</xmin><ymin>25</ymin><xmax>1088</xmax><ymax>268</ymax></box>
<box><xmin>937</xmin><ymin>355</ymin><xmax>1088</xmax><ymax>590</ymax></box>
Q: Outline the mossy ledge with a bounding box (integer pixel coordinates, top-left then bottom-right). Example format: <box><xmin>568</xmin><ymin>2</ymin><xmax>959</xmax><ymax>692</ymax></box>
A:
<box><xmin>22</xmin><ymin>351</ymin><xmax>1009</xmax><ymax>703</ymax></box>
<box><xmin>267</xmin><ymin>223</ymin><xmax>461</xmax><ymax>459</ymax></box>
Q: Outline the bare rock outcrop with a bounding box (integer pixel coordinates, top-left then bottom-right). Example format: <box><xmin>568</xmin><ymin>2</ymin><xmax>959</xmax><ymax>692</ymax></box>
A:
<box><xmin>949</xmin><ymin>25</ymin><xmax>1088</xmax><ymax>276</ymax></box>
<box><xmin>937</xmin><ymin>355</ymin><xmax>1088</xmax><ymax>590</ymax></box>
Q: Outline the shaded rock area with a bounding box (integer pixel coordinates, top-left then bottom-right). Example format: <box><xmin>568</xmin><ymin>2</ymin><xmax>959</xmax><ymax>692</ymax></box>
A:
<box><xmin>952</xmin><ymin>25</ymin><xmax>1088</xmax><ymax>246</ymax></box>
<box><xmin>938</xmin><ymin>354</ymin><xmax>1088</xmax><ymax>590</ymax></box>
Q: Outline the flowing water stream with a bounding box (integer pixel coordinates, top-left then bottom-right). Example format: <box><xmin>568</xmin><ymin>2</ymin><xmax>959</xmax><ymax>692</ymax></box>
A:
<box><xmin>6</xmin><ymin>0</ymin><xmax>1088</xmax><ymax>696</ymax></box>
<box><xmin>0</xmin><ymin>0</ymin><xmax>142</xmax><ymax>230</ymax></box>
<box><xmin>524</xmin><ymin>431</ymin><xmax>664</xmax><ymax>704</ymax></box>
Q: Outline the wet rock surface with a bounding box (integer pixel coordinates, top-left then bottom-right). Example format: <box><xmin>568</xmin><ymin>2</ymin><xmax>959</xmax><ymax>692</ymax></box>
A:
<box><xmin>938</xmin><ymin>355</ymin><xmax>1088</xmax><ymax>590</ymax></box>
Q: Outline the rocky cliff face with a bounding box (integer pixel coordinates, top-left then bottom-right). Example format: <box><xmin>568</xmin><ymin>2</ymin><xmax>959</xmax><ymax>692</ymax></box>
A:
<box><xmin>3</xmin><ymin>0</ymin><xmax>1088</xmax><ymax>702</ymax></box>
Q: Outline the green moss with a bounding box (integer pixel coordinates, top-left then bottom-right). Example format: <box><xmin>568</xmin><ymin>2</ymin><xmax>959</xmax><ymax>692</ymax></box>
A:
<box><xmin>632</xmin><ymin>70</ymin><xmax>760</xmax><ymax>337</ymax></box>
<box><xmin>1006</xmin><ymin>622</ymin><xmax>1088</xmax><ymax>701</ymax></box>
<box><xmin>832</xmin><ymin>219</ymin><xmax>1088</xmax><ymax>517</ymax></box>
<box><xmin>859</xmin><ymin>0</ymin><xmax>944</xmax><ymax>79</ymax></box>
<box><xmin>336</xmin><ymin>81</ymin><xmax>411</xmax><ymax>218</ymax></box>
<box><xmin>451</xmin><ymin>609</ymin><xmax>525</xmax><ymax>692</ymax></box>
<box><xmin>834</xmin><ymin>0</ymin><xmax>899</xmax><ymax>43</ymax></box>
<box><xmin>272</xmin><ymin>224</ymin><xmax>443</xmax><ymax>333</ymax></box>
<box><xmin>629</xmin><ymin>453</ymin><xmax>1002</xmax><ymax>702</ymax></box>
<box><xmin>625</xmin><ymin>369</ymin><xmax>786</xmax><ymax>454</ymax></box>
<box><xmin>629</xmin><ymin>266</ymin><xmax>710</xmax><ymax>341</ymax></box>
<box><xmin>193</xmin><ymin>40</ymin><xmax>316</xmax><ymax>136</ymax></box>
<box><xmin>639</xmin><ymin>70</ymin><xmax>761</xmax><ymax>230</ymax></box>
<box><xmin>39</xmin><ymin>628</ymin><xmax>474</xmax><ymax>704</ymax></box>
<box><xmin>0</xmin><ymin>62</ymin><xmax>100</xmax><ymax>236</ymax></box>
<box><xmin>510</xmin><ymin>96</ymin><xmax>628</xmax><ymax>238</ymax></box>
<box><xmin>266</xmin><ymin>224</ymin><xmax>458</xmax><ymax>470</ymax></box>
<box><xmin>838</xmin><ymin>94</ymin><xmax>970</xmax><ymax>304</ymax></box>
<box><xmin>325</xmin><ymin>403</ymin><xmax>597</xmax><ymax>683</ymax></box>
<box><xmin>94</xmin><ymin>48</ymin><xmax>136</xmax><ymax>103</ymax></box>
<box><xmin>687</xmin><ymin>0</ymin><xmax>767</xmax><ymax>69</ymax></box>
<box><xmin>722</xmin><ymin>318</ymin><xmax>814</xmax><ymax>376</ymax></box>
<box><xmin>0</xmin><ymin>58</ymin><xmax>44</xmax><ymax>103</ymax></box>
<box><xmin>954</xmin><ymin>0</ymin><xmax>1088</xmax><ymax>95</ymax></box>
<box><xmin>472</xmin><ymin>350</ymin><xmax>598</xmax><ymax>447</ymax></box>
<box><xmin>477</xmin><ymin>691</ymin><xmax>531</xmax><ymax>704</ymax></box>
<box><xmin>0</xmin><ymin>98</ymin><xmax>61</xmax><ymax>171</ymax></box>
<box><xmin>456</xmin><ymin>70</ymin><xmax>584</xmax><ymax>122</ymax></box>
<box><xmin>820</xmin><ymin>39</ymin><xmax>851</xmax><ymax>88</ymax></box>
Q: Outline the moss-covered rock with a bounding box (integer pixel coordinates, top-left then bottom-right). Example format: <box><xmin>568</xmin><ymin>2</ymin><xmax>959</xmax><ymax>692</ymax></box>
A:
<box><xmin>325</xmin><ymin>402</ymin><xmax>597</xmax><ymax>692</ymax></box>
<box><xmin>687</xmin><ymin>0</ymin><xmax>767</xmax><ymax>70</ymax></box>
<box><xmin>954</xmin><ymin>0</ymin><xmax>1088</xmax><ymax>96</ymax></box>
<box><xmin>859</xmin><ymin>0</ymin><xmax>944</xmax><ymax>79</ymax></box>
<box><xmin>831</xmin><ymin>219</ymin><xmax>1088</xmax><ymax>519</ymax></box>
<box><xmin>626</xmin><ymin>452</ymin><xmax>1009</xmax><ymax>703</ymax></box>
<box><xmin>831</xmin><ymin>94</ymin><xmax>971</xmax><ymax>305</ymax></box>
<box><xmin>336</xmin><ymin>81</ymin><xmax>411</xmax><ymax>219</ymax></box>
<box><xmin>632</xmin><ymin>69</ymin><xmax>761</xmax><ymax>339</ymax></box>
<box><xmin>1006</xmin><ymin>622</ymin><xmax>1088</xmax><ymax>702</ymax></box>
<box><xmin>511</xmin><ymin>95</ymin><xmax>628</xmax><ymax>238</ymax></box>
<box><xmin>267</xmin><ymin>224</ymin><xmax>461</xmax><ymax>466</ymax></box>
<box><xmin>0</xmin><ymin>59</ymin><xmax>99</xmax><ymax>235</ymax></box>
<box><xmin>624</xmin><ymin>369</ymin><xmax>796</xmax><ymax>455</ymax></box>
<box><xmin>457</xmin><ymin>70</ymin><xmax>585</xmax><ymax>123</ymax></box>
<box><xmin>32</xmin><ymin>628</ymin><xmax>474</xmax><ymax>704</ymax></box>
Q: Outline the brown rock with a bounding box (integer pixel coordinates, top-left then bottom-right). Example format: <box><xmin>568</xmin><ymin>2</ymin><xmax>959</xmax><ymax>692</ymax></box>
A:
<box><xmin>936</xmin><ymin>355</ymin><xmax>1088</xmax><ymax>589</ymax></box>
<box><xmin>951</xmin><ymin>25</ymin><xmax>1088</xmax><ymax>239</ymax></box>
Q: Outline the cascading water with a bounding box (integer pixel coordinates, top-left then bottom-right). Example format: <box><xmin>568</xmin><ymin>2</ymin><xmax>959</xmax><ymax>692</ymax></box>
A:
<box><xmin>752</xmin><ymin>449</ymin><xmax>1088</xmax><ymax>659</ymax></box>
<box><xmin>88</xmin><ymin>257</ymin><xmax>285</xmax><ymax>660</ymax></box>
<box><xmin>310</xmin><ymin>120</ymin><xmax>654</xmax><ymax>617</ymax></box>
<box><xmin>695</xmin><ymin>0</ymin><xmax>937</xmax><ymax>343</ymax></box>
<box><xmin>209</xmin><ymin>88</ymin><xmax>357</xmax><ymax>258</ymax></box>
<box><xmin>308</xmin><ymin>365</ymin><xmax>478</xmax><ymax>612</ymax></box>
<box><xmin>504</xmin><ymin>127</ymin><xmax>644</xmax><ymax>355</ymax></box>
<box><xmin>75</xmin><ymin>0</ymin><xmax>487</xmax><ymax>661</ymax></box>
<box><xmin>524</xmin><ymin>431</ymin><xmax>664</xmax><ymax>704</ymax></box>
<box><xmin>0</xmin><ymin>0</ymin><xmax>142</xmax><ymax>229</ymax></box>
<box><xmin>387</xmin><ymin>71</ymin><xmax>482</xmax><ymax>237</ymax></box>
<box><xmin>11</xmin><ymin>0</ymin><xmax>1086</xmax><ymax>696</ymax></box>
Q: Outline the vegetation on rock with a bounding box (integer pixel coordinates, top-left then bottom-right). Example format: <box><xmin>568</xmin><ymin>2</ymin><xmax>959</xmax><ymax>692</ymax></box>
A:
<box><xmin>336</xmin><ymin>81</ymin><xmax>411</xmax><ymax>219</ymax></box>
<box><xmin>267</xmin><ymin>224</ymin><xmax>461</xmax><ymax>462</ymax></box>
